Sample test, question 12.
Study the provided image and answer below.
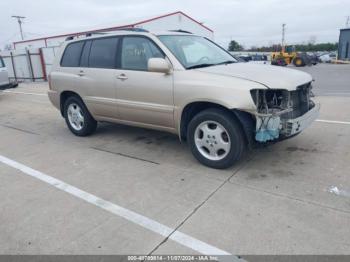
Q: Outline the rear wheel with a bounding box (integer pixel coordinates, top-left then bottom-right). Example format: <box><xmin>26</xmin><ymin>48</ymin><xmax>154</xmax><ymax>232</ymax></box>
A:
<box><xmin>64</xmin><ymin>96</ymin><xmax>97</xmax><ymax>136</ymax></box>
<box><xmin>187</xmin><ymin>108</ymin><xmax>245</xmax><ymax>169</ymax></box>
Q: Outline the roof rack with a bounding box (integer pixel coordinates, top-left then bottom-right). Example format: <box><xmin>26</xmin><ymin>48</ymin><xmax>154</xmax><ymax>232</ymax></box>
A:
<box><xmin>85</xmin><ymin>32</ymin><xmax>108</xmax><ymax>37</ymax></box>
<box><xmin>65</xmin><ymin>28</ymin><xmax>149</xmax><ymax>41</ymax></box>
<box><xmin>65</xmin><ymin>36</ymin><xmax>75</xmax><ymax>41</ymax></box>
<box><xmin>118</xmin><ymin>27</ymin><xmax>149</xmax><ymax>33</ymax></box>
<box><xmin>169</xmin><ymin>29</ymin><xmax>193</xmax><ymax>34</ymax></box>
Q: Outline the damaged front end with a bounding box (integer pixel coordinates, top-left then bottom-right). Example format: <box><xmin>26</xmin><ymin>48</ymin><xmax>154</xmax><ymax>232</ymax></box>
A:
<box><xmin>250</xmin><ymin>82</ymin><xmax>320</xmax><ymax>143</ymax></box>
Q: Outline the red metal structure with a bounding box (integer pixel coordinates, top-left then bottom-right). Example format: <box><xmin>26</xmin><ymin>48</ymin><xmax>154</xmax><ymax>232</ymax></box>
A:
<box><xmin>13</xmin><ymin>11</ymin><xmax>213</xmax><ymax>49</ymax></box>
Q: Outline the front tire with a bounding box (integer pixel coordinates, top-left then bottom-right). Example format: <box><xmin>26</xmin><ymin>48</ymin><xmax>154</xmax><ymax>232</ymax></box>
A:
<box><xmin>64</xmin><ymin>96</ymin><xmax>97</xmax><ymax>136</ymax></box>
<box><xmin>187</xmin><ymin>108</ymin><xmax>245</xmax><ymax>169</ymax></box>
<box><xmin>293</xmin><ymin>57</ymin><xmax>305</xmax><ymax>67</ymax></box>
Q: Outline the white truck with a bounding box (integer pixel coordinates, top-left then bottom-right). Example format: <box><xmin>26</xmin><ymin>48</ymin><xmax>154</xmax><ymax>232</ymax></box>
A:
<box><xmin>0</xmin><ymin>56</ymin><xmax>10</xmax><ymax>88</ymax></box>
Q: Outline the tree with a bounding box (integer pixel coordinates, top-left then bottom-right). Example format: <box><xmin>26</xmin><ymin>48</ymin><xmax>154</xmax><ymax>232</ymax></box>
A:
<box><xmin>248</xmin><ymin>42</ymin><xmax>338</xmax><ymax>52</ymax></box>
<box><xmin>228</xmin><ymin>40</ymin><xmax>243</xmax><ymax>51</ymax></box>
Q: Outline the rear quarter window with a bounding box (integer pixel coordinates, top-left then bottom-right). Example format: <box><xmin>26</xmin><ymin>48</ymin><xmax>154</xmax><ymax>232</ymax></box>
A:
<box><xmin>60</xmin><ymin>41</ymin><xmax>85</xmax><ymax>67</ymax></box>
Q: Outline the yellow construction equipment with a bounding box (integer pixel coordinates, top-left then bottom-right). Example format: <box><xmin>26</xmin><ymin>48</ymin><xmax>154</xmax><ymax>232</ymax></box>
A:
<box><xmin>271</xmin><ymin>45</ymin><xmax>312</xmax><ymax>67</ymax></box>
<box><xmin>271</xmin><ymin>24</ymin><xmax>317</xmax><ymax>67</ymax></box>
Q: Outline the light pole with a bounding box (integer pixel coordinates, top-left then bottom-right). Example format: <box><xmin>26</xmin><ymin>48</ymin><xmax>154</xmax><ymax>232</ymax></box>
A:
<box><xmin>12</xmin><ymin>15</ymin><xmax>26</xmax><ymax>40</ymax></box>
<box><xmin>281</xmin><ymin>23</ymin><xmax>286</xmax><ymax>53</ymax></box>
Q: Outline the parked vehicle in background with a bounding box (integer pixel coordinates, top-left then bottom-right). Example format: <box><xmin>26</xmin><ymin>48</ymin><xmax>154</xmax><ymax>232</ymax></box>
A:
<box><xmin>317</xmin><ymin>52</ymin><xmax>337</xmax><ymax>63</ymax></box>
<box><xmin>0</xmin><ymin>56</ymin><xmax>10</xmax><ymax>88</ymax></box>
<box><xmin>231</xmin><ymin>55</ymin><xmax>247</xmax><ymax>62</ymax></box>
<box><xmin>318</xmin><ymin>53</ymin><xmax>331</xmax><ymax>63</ymax></box>
<box><xmin>233</xmin><ymin>54</ymin><xmax>269</xmax><ymax>64</ymax></box>
<box><xmin>48</xmin><ymin>30</ymin><xmax>320</xmax><ymax>169</ymax></box>
<box><xmin>249</xmin><ymin>54</ymin><xmax>269</xmax><ymax>64</ymax></box>
<box><xmin>237</xmin><ymin>55</ymin><xmax>252</xmax><ymax>62</ymax></box>
<box><xmin>251</xmin><ymin>54</ymin><xmax>268</xmax><ymax>61</ymax></box>
<box><xmin>329</xmin><ymin>52</ymin><xmax>337</xmax><ymax>60</ymax></box>
<box><xmin>306</xmin><ymin>52</ymin><xmax>319</xmax><ymax>65</ymax></box>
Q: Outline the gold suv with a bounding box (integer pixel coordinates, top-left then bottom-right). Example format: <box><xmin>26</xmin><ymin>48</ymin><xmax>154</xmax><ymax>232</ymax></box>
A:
<box><xmin>48</xmin><ymin>30</ymin><xmax>319</xmax><ymax>169</ymax></box>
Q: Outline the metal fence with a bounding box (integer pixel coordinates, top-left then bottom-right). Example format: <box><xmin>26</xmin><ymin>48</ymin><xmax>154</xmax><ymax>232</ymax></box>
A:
<box><xmin>0</xmin><ymin>46</ymin><xmax>60</xmax><ymax>83</ymax></box>
<box><xmin>41</xmin><ymin>46</ymin><xmax>61</xmax><ymax>79</ymax></box>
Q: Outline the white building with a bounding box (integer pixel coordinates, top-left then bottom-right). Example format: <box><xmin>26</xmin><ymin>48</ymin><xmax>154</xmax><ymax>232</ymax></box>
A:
<box><xmin>13</xmin><ymin>11</ymin><xmax>214</xmax><ymax>49</ymax></box>
<box><xmin>1</xmin><ymin>11</ymin><xmax>213</xmax><ymax>82</ymax></box>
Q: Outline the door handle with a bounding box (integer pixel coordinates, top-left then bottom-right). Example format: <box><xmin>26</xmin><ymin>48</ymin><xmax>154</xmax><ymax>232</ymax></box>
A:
<box><xmin>116</xmin><ymin>74</ymin><xmax>128</xmax><ymax>80</ymax></box>
<box><xmin>77</xmin><ymin>70</ymin><xmax>85</xmax><ymax>77</ymax></box>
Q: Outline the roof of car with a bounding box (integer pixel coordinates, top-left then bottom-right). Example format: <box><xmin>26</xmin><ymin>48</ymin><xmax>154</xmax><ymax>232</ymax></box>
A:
<box><xmin>65</xmin><ymin>30</ymin><xmax>199</xmax><ymax>43</ymax></box>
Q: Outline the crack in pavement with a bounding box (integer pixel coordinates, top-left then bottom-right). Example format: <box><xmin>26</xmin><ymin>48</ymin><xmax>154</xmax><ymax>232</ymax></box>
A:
<box><xmin>147</xmin><ymin>155</ymin><xmax>255</xmax><ymax>255</ymax></box>
<box><xmin>91</xmin><ymin>146</ymin><xmax>160</xmax><ymax>165</ymax></box>
<box><xmin>0</xmin><ymin>124</ymin><xmax>40</xmax><ymax>135</ymax></box>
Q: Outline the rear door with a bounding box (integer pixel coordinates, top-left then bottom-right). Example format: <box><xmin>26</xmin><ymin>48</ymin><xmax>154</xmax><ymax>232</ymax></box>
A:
<box><xmin>55</xmin><ymin>41</ymin><xmax>85</xmax><ymax>95</ymax></box>
<box><xmin>0</xmin><ymin>56</ymin><xmax>9</xmax><ymax>86</ymax></box>
<box><xmin>77</xmin><ymin>37</ymin><xmax>119</xmax><ymax>118</ymax></box>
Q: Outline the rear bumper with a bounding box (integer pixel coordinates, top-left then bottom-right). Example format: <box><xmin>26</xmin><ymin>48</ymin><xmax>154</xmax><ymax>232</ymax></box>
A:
<box><xmin>283</xmin><ymin>103</ymin><xmax>320</xmax><ymax>136</ymax></box>
<box><xmin>48</xmin><ymin>90</ymin><xmax>60</xmax><ymax>110</ymax></box>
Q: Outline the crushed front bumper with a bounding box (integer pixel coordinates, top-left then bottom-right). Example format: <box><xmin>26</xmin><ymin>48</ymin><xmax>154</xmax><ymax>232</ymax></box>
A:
<box><xmin>282</xmin><ymin>103</ymin><xmax>320</xmax><ymax>136</ymax></box>
<box><xmin>255</xmin><ymin>103</ymin><xmax>320</xmax><ymax>142</ymax></box>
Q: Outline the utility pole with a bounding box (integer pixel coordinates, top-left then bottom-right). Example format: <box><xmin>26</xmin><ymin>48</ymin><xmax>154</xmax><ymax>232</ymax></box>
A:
<box><xmin>281</xmin><ymin>23</ymin><xmax>286</xmax><ymax>53</ymax></box>
<box><xmin>12</xmin><ymin>15</ymin><xmax>26</xmax><ymax>40</ymax></box>
<box><xmin>346</xmin><ymin>16</ymin><xmax>350</xmax><ymax>28</ymax></box>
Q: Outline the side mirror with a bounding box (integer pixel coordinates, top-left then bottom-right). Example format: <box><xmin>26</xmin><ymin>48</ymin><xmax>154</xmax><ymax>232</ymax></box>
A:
<box><xmin>148</xmin><ymin>58</ymin><xmax>171</xmax><ymax>74</ymax></box>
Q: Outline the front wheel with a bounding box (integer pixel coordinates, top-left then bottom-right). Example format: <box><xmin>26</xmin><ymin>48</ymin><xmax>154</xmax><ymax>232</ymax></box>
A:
<box><xmin>293</xmin><ymin>57</ymin><xmax>305</xmax><ymax>67</ymax></box>
<box><xmin>187</xmin><ymin>109</ymin><xmax>245</xmax><ymax>169</ymax></box>
<box><xmin>64</xmin><ymin>96</ymin><xmax>97</xmax><ymax>136</ymax></box>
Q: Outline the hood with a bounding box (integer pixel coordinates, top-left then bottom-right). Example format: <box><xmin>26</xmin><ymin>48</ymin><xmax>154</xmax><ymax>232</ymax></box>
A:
<box><xmin>196</xmin><ymin>63</ymin><xmax>313</xmax><ymax>90</ymax></box>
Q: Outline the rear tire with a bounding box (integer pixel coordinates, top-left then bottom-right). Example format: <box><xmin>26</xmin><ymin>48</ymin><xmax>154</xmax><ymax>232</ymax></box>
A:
<box><xmin>187</xmin><ymin>108</ymin><xmax>245</xmax><ymax>169</ymax></box>
<box><xmin>63</xmin><ymin>96</ymin><xmax>97</xmax><ymax>136</ymax></box>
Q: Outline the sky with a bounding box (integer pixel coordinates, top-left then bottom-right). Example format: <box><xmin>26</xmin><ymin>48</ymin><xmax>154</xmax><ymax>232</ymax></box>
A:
<box><xmin>0</xmin><ymin>0</ymin><xmax>349</xmax><ymax>50</ymax></box>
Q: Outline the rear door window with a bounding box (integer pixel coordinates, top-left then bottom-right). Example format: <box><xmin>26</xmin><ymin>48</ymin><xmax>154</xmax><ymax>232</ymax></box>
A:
<box><xmin>88</xmin><ymin>37</ymin><xmax>119</xmax><ymax>69</ymax></box>
<box><xmin>61</xmin><ymin>41</ymin><xmax>84</xmax><ymax>67</ymax></box>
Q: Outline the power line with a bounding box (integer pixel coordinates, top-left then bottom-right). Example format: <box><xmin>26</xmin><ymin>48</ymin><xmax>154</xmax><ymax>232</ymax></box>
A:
<box><xmin>11</xmin><ymin>15</ymin><xmax>26</xmax><ymax>40</ymax></box>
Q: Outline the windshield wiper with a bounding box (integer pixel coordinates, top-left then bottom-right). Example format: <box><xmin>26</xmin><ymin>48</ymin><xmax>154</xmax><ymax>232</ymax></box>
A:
<box><xmin>215</xmin><ymin>60</ymin><xmax>236</xmax><ymax>65</ymax></box>
<box><xmin>187</xmin><ymin>63</ymin><xmax>216</xmax><ymax>70</ymax></box>
<box><xmin>187</xmin><ymin>60</ymin><xmax>236</xmax><ymax>70</ymax></box>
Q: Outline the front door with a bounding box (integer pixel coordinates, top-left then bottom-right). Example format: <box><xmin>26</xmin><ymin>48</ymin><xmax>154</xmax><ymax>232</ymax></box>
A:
<box><xmin>115</xmin><ymin>36</ymin><xmax>174</xmax><ymax>128</ymax></box>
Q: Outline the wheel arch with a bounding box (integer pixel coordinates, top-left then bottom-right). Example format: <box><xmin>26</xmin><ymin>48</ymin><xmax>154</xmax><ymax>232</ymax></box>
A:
<box><xmin>60</xmin><ymin>91</ymin><xmax>83</xmax><ymax>117</ymax></box>
<box><xmin>178</xmin><ymin>101</ymin><xmax>255</xmax><ymax>147</ymax></box>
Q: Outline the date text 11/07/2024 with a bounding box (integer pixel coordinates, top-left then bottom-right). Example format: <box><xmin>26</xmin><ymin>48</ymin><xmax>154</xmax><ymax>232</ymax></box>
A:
<box><xmin>127</xmin><ymin>255</ymin><xmax>220</xmax><ymax>261</ymax></box>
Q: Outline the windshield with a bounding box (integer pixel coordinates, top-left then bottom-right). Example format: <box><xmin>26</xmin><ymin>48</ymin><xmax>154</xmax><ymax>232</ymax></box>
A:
<box><xmin>158</xmin><ymin>35</ymin><xmax>236</xmax><ymax>69</ymax></box>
